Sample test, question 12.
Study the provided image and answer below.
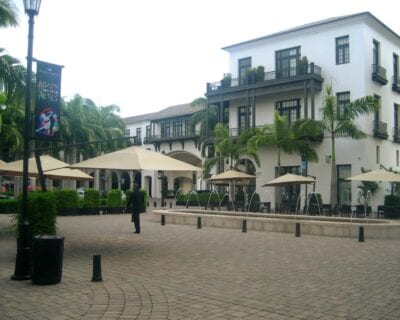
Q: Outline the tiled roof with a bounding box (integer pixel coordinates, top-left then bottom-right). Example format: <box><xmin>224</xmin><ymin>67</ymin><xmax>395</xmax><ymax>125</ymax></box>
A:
<box><xmin>123</xmin><ymin>103</ymin><xmax>204</xmax><ymax>124</ymax></box>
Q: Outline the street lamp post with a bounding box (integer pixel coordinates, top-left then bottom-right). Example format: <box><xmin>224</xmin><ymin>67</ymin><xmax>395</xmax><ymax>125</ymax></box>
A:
<box><xmin>11</xmin><ymin>0</ymin><xmax>42</xmax><ymax>281</ymax></box>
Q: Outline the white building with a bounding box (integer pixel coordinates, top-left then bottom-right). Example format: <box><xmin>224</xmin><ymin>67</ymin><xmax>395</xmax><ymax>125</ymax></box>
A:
<box><xmin>125</xmin><ymin>12</ymin><xmax>400</xmax><ymax>211</ymax></box>
<box><xmin>123</xmin><ymin>103</ymin><xmax>204</xmax><ymax>198</ymax></box>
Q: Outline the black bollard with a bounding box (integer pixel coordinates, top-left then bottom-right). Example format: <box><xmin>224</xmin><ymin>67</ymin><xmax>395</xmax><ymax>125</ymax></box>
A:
<box><xmin>295</xmin><ymin>223</ymin><xmax>301</xmax><ymax>237</ymax></box>
<box><xmin>242</xmin><ymin>219</ymin><xmax>247</xmax><ymax>233</ymax></box>
<box><xmin>197</xmin><ymin>216</ymin><xmax>202</xmax><ymax>229</ymax></box>
<box><xmin>154</xmin><ymin>201</ymin><xmax>157</xmax><ymax>208</ymax></box>
<box><xmin>170</xmin><ymin>202</ymin><xmax>172</xmax><ymax>208</ymax></box>
<box><xmin>358</xmin><ymin>226</ymin><xmax>365</xmax><ymax>242</ymax></box>
<box><xmin>161</xmin><ymin>214</ymin><xmax>166</xmax><ymax>226</ymax></box>
<box><xmin>91</xmin><ymin>255</ymin><xmax>102</xmax><ymax>282</ymax></box>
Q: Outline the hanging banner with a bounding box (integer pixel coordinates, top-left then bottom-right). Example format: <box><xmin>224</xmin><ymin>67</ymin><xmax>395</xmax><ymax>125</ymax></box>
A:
<box><xmin>34</xmin><ymin>61</ymin><xmax>62</xmax><ymax>140</ymax></box>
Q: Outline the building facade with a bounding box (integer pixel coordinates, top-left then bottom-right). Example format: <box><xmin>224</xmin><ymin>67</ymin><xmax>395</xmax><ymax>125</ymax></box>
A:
<box><xmin>125</xmin><ymin>12</ymin><xmax>400</xmax><ymax>211</ymax></box>
<box><xmin>204</xmin><ymin>12</ymin><xmax>400</xmax><ymax>210</ymax></box>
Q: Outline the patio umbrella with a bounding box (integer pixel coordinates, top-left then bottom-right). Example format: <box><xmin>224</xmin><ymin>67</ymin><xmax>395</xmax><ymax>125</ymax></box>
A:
<box><xmin>0</xmin><ymin>155</ymin><xmax>93</xmax><ymax>181</ymax></box>
<box><xmin>346</xmin><ymin>169</ymin><xmax>400</xmax><ymax>182</ymax></box>
<box><xmin>207</xmin><ymin>169</ymin><xmax>256</xmax><ymax>185</ymax></box>
<box><xmin>69</xmin><ymin>146</ymin><xmax>201</xmax><ymax>172</ymax></box>
<box><xmin>262</xmin><ymin>173</ymin><xmax>316</xmax><ymax>186</ymax></box>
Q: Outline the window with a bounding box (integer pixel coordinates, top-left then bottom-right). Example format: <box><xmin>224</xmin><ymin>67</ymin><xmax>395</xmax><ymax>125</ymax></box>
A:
<box><xmin>146</xmin><ymin>125</ymin><xmax>151</xmax><ymax>138</ymax></box>
<box><xmin>173</xmin><ymin>120</ymin><xmax>182</xmax><ymax>137</ymax></box>
<box><xmin>337</xmin><ymin>91</ymin><xmax>350</xmax><ymax>117</ymax></box>
<box><xmin>337</xmin><ymin>165</ymin><xmax>351</xmax><ymax>206</ymax></box>
<box><xmin>394</xmin><ymin>104</ymin><xmax>400</xmax><ymax>138</ymax></box>
<box><xmin>376</xmin><ymin>146</ymin><xmax>380</xmax><ymax>164</ymax></box>
<box><xmin>373</xmin><ymin>40</ymin><xmax>380</xmax><ymax>67</ymax></box>
<box><xmin>276</xmin><ymin>47</ymin><xmax>300</xmax><ymax>78</ymax></box>
<box><xmin>336</xmin><ymin>36</ymin><xmax>349</xmax><ymax>64</ymax></box>
<box><xmin>374</xmin><ymin>94</ymin><xmax>381</xmax><ymax>122</ymax></box>
<box><xmin>161</xmin><ymin>122</ymin><xmax>171</xmax><ymax>137</ymax></box>
<box><xmin>238</xmin><ymin>57</ymin><xmax>251</xmax><ymax>85</ymax></box>
<box><xmin>276</xmin><ymin>99</ymin><xmax>301</xmax><ymax>126</ymax></box>
<box><xmin>124</xmin><ymin>129</ymin><xmax>130</xmax><ymax>137</ymax></box>
<box><xmin>238</xmin><ymin>106</ymin><xmax>251</xmax><ymax>134</ymax></box>
<box><xmin>394</xmin><ymin>54</ymin><xmax>399</xmax><ymax>78</ymax></box>
<box><xmin>136</xmin><ymin>128</ymin><xmax>141</xmax><ymax>141</ymax></box>
<box><xmin>184</xmin><ymin>120</ymin><xmax>190</xmax><ymax>135</ymax></box>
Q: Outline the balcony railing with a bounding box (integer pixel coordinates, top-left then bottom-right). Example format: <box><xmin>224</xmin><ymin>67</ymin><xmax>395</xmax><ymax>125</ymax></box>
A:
<box><xmin>143</xmin><ymin>130</ymin><xmax>200</xmax><ymax>144</ymax></box>
<box><xmin>206</xmin><ymin>63</ymin><xmax>322</xmax><ymax>93</ymax></box>
<box><xmin>393</xmin><ymin>76</ymin><xmax>400</xmax><ymax>93</ymax></box>
<box><xmin>373</xmin><ymin>120</ymin><xmax>388</xmax><ymax>139</ymax></box>
<box><xmin>372</xmin><ymin>64</ymin><xmax>388</xmax><ymax>85</ymax></box>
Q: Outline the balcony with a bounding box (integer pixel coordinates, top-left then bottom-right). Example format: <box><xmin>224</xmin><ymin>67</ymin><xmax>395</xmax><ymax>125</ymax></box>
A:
<box><xmin>372</xmin><ymin>64</ymin><xmax>388</xmax><ymax>85</ymax></box>
<box><xmin>144</xmin><ymin>130</ymin><xmax>200</xmax><ymax>144</ymax></box>
<box><xmin>393</xmin><ymin>127</ymin><xmax>400</xmax><ymax>143</ymax></box>
<box><xmin>206</xmin><ymin>63</ymin><xmax>323</xmax><ymax>103</ymax></box>
<box><xmin>373</xmin><ymin>120</ymin><xmax>388</xmax><ymax>139</ymax></box>
<box><xmin>393</xmin><ymin>76</ymin><xmax>400</xmax><ymax>93</ymax></box>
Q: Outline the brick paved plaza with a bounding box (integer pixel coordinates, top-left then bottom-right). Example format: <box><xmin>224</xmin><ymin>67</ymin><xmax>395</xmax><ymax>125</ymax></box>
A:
<box><xmin>0</xmin><ymin>212</ymin><xmax>399</xmax><ymax>320</ymax></box>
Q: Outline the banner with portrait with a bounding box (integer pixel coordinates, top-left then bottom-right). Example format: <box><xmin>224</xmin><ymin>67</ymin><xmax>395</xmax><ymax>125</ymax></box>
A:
<box><xmin>34</xmin><ymin>61</ymin><xmax>62</xmax><ymax>140</ymax></box>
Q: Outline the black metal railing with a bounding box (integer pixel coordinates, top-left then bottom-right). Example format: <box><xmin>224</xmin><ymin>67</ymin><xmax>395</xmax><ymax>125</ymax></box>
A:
<box><xmin>143</xmin><ymin>129</ymin><xmax>200</xmax><ymax>143</ymax></box>
<box><xmin>372</xmin><ymin>64</ymin><xmax>388</xmax><ymax>85</ymax></box>
<box><xmin>373</xmin><ymin>120</ymin><xmax>388</xmax><ymax>139</ymax></box>
<box><xmin>206</xmin><ymin>63</ymin><xmax>322</xmax><ymax>93</ymax></box>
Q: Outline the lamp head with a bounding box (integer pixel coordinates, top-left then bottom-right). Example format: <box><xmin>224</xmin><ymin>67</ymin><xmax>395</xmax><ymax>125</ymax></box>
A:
<box><xmin>23</xmin><ymin>0</ymin><xmax>42</xmax><ymax>16</ymax></box>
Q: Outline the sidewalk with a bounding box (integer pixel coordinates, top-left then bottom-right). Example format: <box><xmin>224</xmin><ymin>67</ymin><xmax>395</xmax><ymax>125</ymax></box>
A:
<box><xmin>0</xmin><ymin>212</ymin><xmax>399</xmax><ymax>319</ymax></box>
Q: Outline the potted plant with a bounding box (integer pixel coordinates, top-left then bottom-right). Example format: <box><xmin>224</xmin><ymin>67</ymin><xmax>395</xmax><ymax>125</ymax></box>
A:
<box><xmin>54</xmin><ymin>189</ymin><xmax>80</xmax><ymax>216</ymax></box>
<box><xmin>221</xmin><ymin>73</ymin><xmax>232</xmax><ymax>88</ymax></box>
<box><xmin>81</xmin><ymin>189</ymin><xmax>100</xmax><ymax>215</ymax></box>
<box><xmin>107</xmin><ymin>189</ymin><xmax>123</xmax><ymax>214</ymax></box>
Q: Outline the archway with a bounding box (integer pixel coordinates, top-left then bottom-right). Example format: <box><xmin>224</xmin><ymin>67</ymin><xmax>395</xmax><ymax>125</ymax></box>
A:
<box><xmin>121</xmin><ymin>172</ymin><xmax>130</xmax><ymax>191</ymax></box>
<box><xmin>111</xmin><ymin>172</ymin><xmax>119</xmax><ymax>189</ymax></box>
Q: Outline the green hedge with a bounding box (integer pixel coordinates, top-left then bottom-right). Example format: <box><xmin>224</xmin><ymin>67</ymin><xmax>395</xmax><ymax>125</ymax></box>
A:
<box><xmin>107</xmin><ymin>189</ymin><xmax>122</xmax><ymax>207</ymax></box>
<box><xmin>0</xmin><ymin>198</ymin><xmax>18</xmax><ymax>213</ymax></box>
<box><xmin>83</xmin><ymin>189</ymin><xmax>100</xmax><ymax>208</ymax></box>
<box><xmin>384</xmin><ymin>195</ymin><xmax>400</xmax><ymax>206</ymax></box>
<box><xmin>13</xmin><ymin>192</ymin><xmax>57</xmax><ymax>238</ymax></box>
<box><xmin>53</xmin><ymin>189</ymin><xmax>79</xmax><ymax>209</ymax></box>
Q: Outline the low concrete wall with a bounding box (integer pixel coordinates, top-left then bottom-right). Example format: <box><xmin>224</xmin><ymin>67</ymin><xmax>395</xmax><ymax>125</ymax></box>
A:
<box><xmin>152</xmin><ymin>209</ymin><xmax>400</xmax><ymax>239</ymax></box>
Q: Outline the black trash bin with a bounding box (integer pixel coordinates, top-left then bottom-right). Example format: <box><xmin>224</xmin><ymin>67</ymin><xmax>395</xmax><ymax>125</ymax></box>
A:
<box><xmin>32</xmin><ymin>235</ymin><xmax>64</xmax><ymax>285</ymax></box>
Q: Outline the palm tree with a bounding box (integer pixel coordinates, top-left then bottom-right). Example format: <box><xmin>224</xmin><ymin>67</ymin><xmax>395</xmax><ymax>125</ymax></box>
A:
<box><xmin>247</xmin><ymin>111</ymin><xmax>322</xmax><ymax>208</ymax></box>
<box><xmin>0</xmin><ymin>0</ymin><xmax>19</xmax><ymax>28</ymax></box>
<box><xmin>203</xmin><ymin>123</ymin><xmax>259</xmax><ymax>178</ymax></box>
<box><xmin>247</xmin><ymin>111</ymin><xmax>321</xmax><ymax>175</ymax></box>
<box><xmin>190</xmin><ymin>97</ymin><xmax>218</xmax><ymax>156</ymax></box>
<box><xmin>320</xmin><ymin>85</ymin><xmax>378</xmax><ymax>212</ymax></box>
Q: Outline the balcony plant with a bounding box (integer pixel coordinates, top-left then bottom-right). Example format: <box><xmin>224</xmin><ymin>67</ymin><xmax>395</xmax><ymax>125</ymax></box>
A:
<box><xmin>221</xmin><ymin>73</ymin><xmax>231</xmax><ymax>88</ymax></box>
<box><xmin>297</xmin><ymin>56</ymin><xmax>308</xmax><ymax>75</ymax></box>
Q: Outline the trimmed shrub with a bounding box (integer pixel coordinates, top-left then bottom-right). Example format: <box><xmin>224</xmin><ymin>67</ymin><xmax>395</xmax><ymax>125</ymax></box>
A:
<box><xmin>249</xmin><ymin>193</ymin><xmax>261</xmax><ymax>212</ymax></box>
<box><xmin>12</xmin><ymin>191</ymin><xmax>57</xmax><ymax>239</ymax></box>
<box><xmin>0</xmin><ymin>198</ymin><xmax>18</xmax><ymax>214</ymax></box>
<box><xmin>384</xmin><ymin>194</ymin><xmax>400</xmax><ymax>206</ymax></box>
<box><xmin>107</xmin><ymin>189</ymin><xmax>122</xmax><ymax>207</ymax></box>
<box><xmin>83</xmin><ymin>189</ymin><xmax>100</xmax><ymax>208</ymax></box>
<box><xmin>53</xmin><ymin>189</ymin><xmax>79</xmax><ymax>209</ymax></box>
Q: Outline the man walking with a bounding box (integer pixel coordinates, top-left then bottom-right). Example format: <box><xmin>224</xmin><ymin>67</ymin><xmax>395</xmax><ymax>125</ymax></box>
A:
<box><xmin>127</xmin><ymin>183</ymin><xmax>145</xmax><ymax>234</ymax></box>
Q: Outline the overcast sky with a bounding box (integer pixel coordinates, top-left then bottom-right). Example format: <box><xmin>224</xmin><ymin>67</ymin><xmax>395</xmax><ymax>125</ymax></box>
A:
<box><xmin>1</xmin><ymin>0</ymin><xmax>399</xmax><ymax>118</ymax></box>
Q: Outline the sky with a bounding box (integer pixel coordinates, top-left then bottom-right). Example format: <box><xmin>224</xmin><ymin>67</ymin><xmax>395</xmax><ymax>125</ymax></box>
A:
<box><xmin>1</xmin><ymin>0</ymin><xmax>399</xmax><ymax>118</ymax></box>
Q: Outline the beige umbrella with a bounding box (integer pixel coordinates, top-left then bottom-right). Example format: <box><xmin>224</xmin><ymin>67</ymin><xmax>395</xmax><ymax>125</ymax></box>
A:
<box><xmin>69</xmin><ymin>146</ymin><xmax>201</xmax><ymax>172</ymax></box>
<box><xmin>208</xmin><ymin>169</ymin><xmax>255</xmax><ymax>185</ymax></box>
<box><xmin>346</xmin><ymin>169</ymin><xmax>400</xmax><ymax>182</ymax></box>
<box><xmin>0</xmin><ymin>155</ymin><xmax>93</xmax><ymax>181</ymax></box>
<box><xmin>263</xmin><ymin>173</ymin><xmax>316</xmax><ymax>186</ymax></box>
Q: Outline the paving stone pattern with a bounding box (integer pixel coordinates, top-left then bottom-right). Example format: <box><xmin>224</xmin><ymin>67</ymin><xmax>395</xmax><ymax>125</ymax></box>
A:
<box><xmin>0</xmin><ymin>212</ymin><xmax>399</xmax><ymax>319</ymax></box>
